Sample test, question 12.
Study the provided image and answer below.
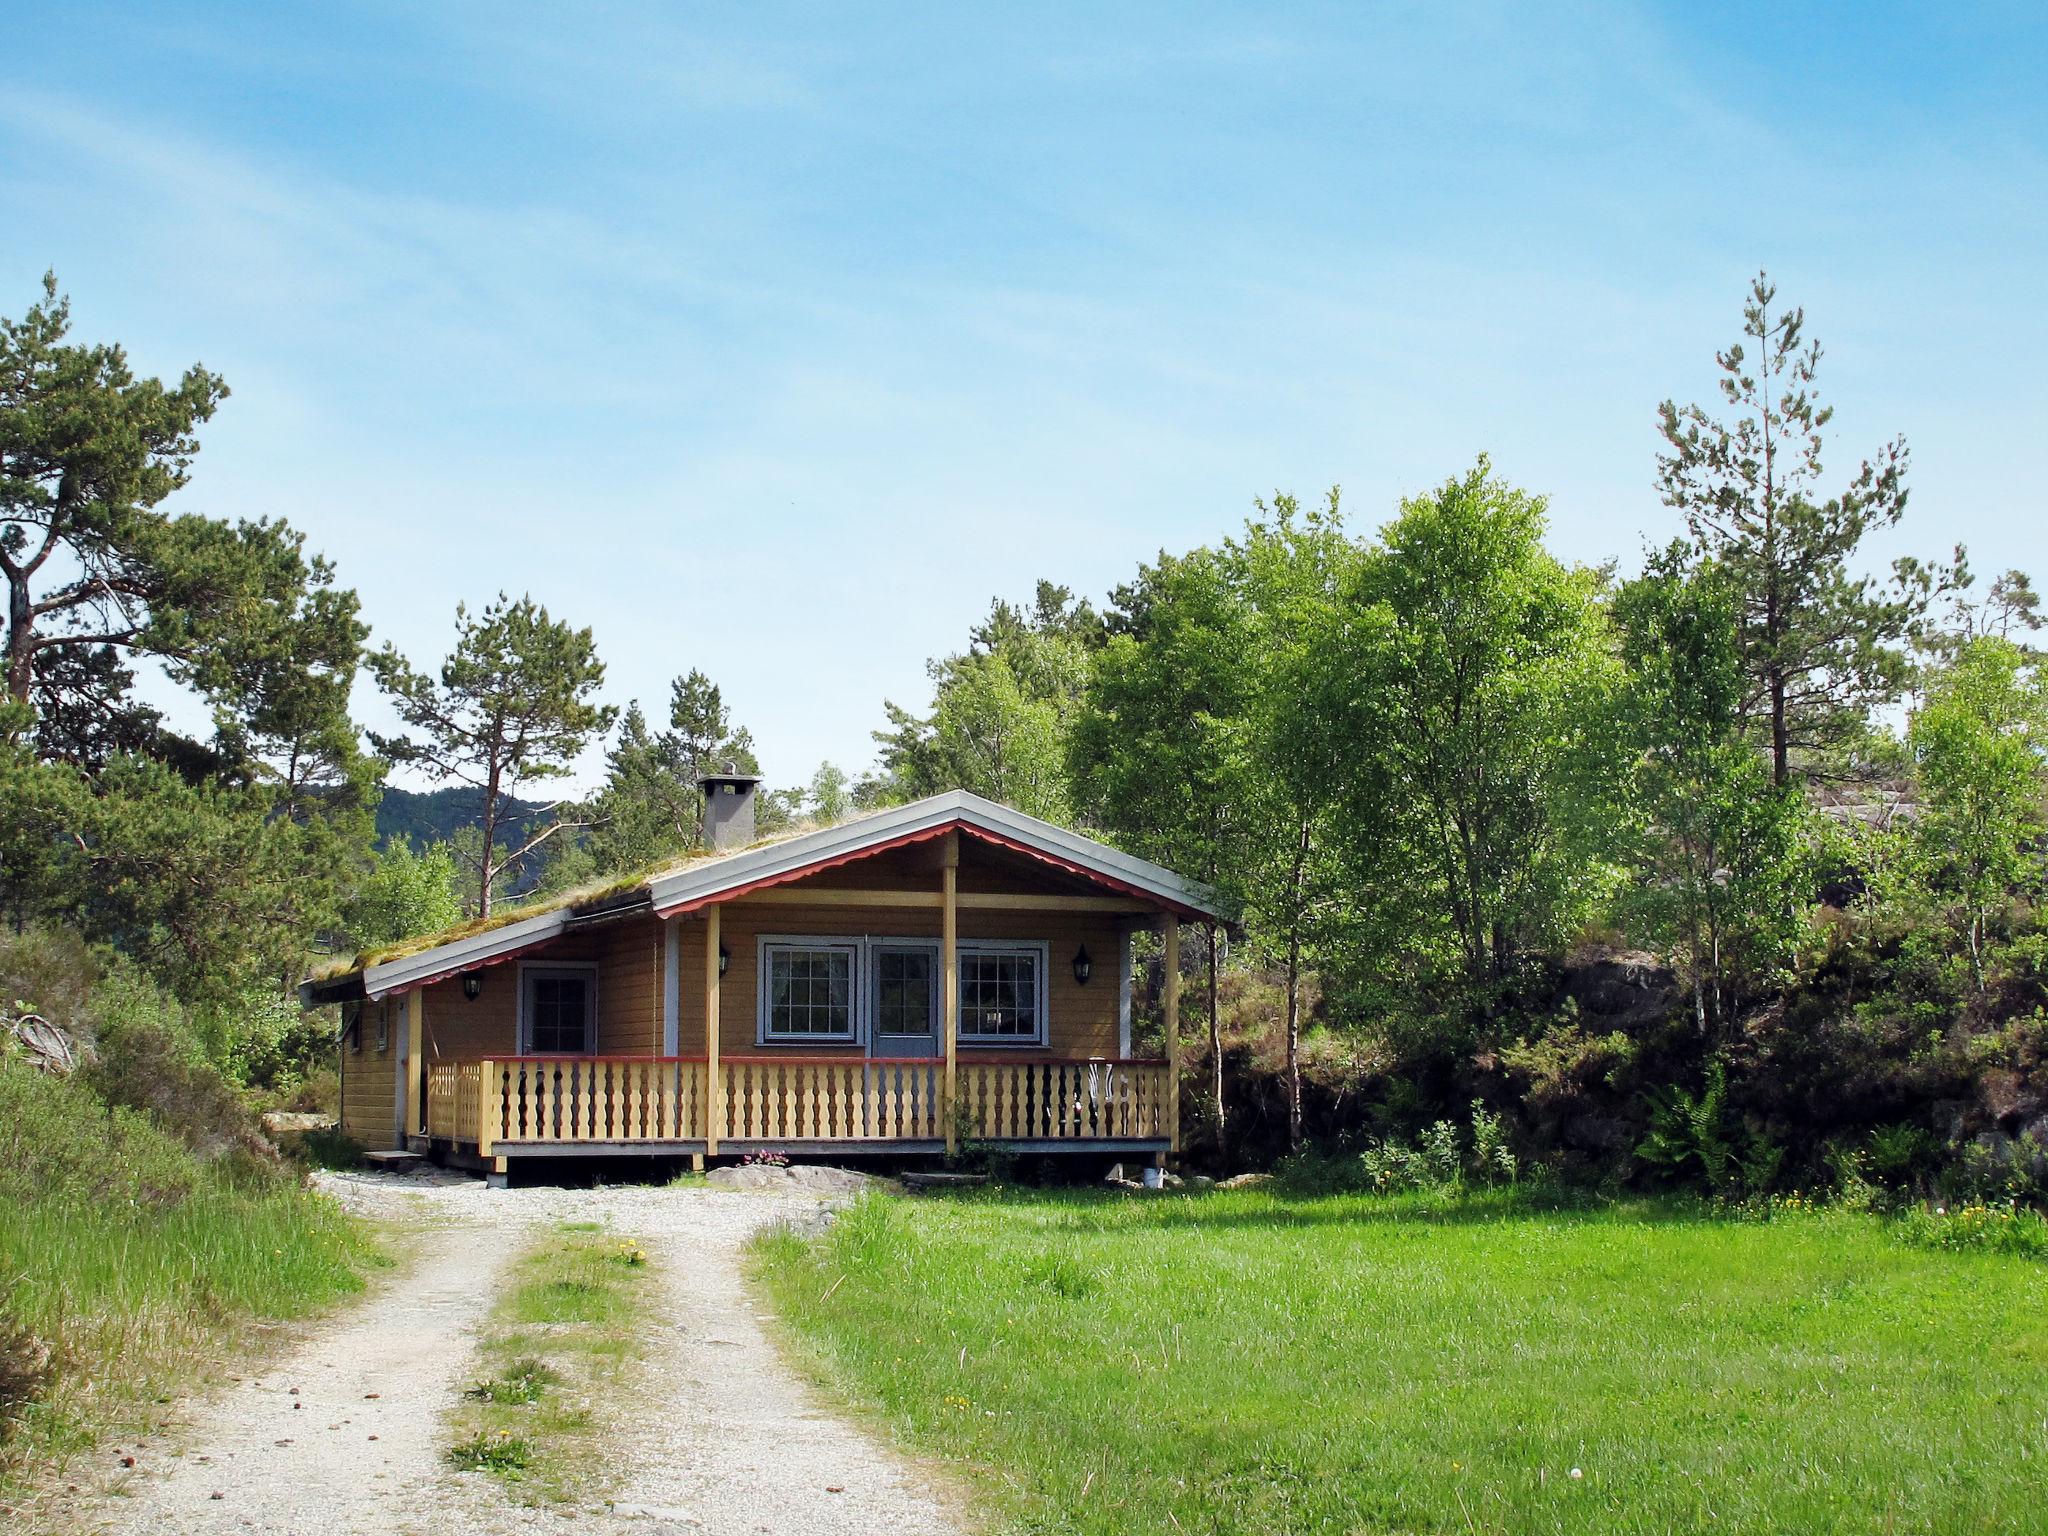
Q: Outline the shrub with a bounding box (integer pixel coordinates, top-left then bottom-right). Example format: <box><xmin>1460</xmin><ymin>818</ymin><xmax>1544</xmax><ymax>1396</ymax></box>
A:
<box><xmin>1469</xmin><ymin>1102</ymin><xmax>1519</xmax><ymax>1185</ymax></box>
<box><xmin>1634</xmin><ymin>1061</ymin><xmax>1782</xmax><ymax>1197</ymax></box>
<box><xmin>1865</xmin><ymin>1123</ymin><xmax>1936</xmax><ymax>1185</ymax></box>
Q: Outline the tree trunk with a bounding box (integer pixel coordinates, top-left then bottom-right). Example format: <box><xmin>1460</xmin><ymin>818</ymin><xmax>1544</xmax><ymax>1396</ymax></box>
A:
<box><xmin>1207</xmin><ymin>924</ymin><xmax>1225</xmax><ymax>1156</ymax></box>
<box><xmin>1284</xmin><ymin>819</ymin><xmax>1309</xmax><ymax>1150</ymax></box>
<box><xmin>477</xmin><ymin>763</ymin><xmax>502</xmax><ymax>919</ymax></box>
<box><xmin>1284</xmin><ymin>930</ymin><xmax>1302</xmax><ymax>1151</ymax></box>
<box><xmin>1768</xmin><ymin>666</ymin><xmax>1790</xmax><ymax>789</ymax></box>
<box><xmin>5</xmin><ymin>570</ymin><xmax>33</xmax><ymax>712</ymax></box>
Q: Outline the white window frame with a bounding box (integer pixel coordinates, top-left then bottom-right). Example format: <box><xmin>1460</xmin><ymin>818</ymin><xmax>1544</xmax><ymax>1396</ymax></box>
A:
<box><xmin>516</xmin><ymin>961</ymin><xmax>600</xmax><ymax>1055</ymax></box>
<box><xmin>955</xmin><ymin>939</ymin><xmax>1051</xmax><ymax>1049</ymax></box>
<box><xmin>373</xmin><ymin>1001</ymin><xmax>389</xmax><ymax>1054</ymax></box>
<box><xmin>757</xmin><ymin>935</ymin><xmax>863</xmax><ymax>1045</ymax></box>
<box><xmin>752</xmin><ymin>934</ymin><xmax>1054</xmax><ymax>1049</ymax></box>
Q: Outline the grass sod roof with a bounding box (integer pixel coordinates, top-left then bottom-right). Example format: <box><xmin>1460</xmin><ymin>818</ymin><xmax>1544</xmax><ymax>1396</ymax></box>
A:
<box><xmin>309</xmin><ymin>814</ymin><xmax>864</xmax><ymax>984</ymax></box>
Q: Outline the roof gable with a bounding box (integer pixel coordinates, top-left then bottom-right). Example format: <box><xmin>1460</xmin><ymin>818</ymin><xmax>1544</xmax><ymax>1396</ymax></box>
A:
<box><xmin>645</xmin><ymin>791</ymin><xmax>1217</xmax><ymax>919</ymax></box>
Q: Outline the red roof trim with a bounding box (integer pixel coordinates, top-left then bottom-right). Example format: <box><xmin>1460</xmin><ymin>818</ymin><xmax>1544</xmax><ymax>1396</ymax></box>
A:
<box><xmin>651</xmin><ymin>817</ymin><xmax>1205</xmax><ymax>920</ymax></box>
<box><xmin>652</xmin><ymin>823</ymin><xmax>958</xmax><ymax>916</ymax></box>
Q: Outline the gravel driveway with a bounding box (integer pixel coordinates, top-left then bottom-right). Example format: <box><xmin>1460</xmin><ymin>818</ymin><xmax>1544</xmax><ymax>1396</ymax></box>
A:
<box><xmin>84</xmin><ymin>1171</ymin><xmax>964</xmax><ymax>1536</ymax></box>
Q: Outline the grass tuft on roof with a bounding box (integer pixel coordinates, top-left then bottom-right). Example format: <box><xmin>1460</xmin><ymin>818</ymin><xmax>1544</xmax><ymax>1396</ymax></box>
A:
<box><xmin>307</xmin><ymin>813</ymin><xmax>875</xmax><ymax>982</ymax></box>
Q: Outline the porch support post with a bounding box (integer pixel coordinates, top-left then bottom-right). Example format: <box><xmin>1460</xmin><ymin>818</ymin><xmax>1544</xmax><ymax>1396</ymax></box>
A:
<box><xmin>477</xmin><ymin>1059</ymin><xmax>495</xmax><ymax>1159</ymax></box>
<box><xmin>941</xmin><ymin>831</ymin><xmax>960</xmax><ymax>1155</ymax></box>
<box><xmin>1162</xmin><ymin>915</ymin><xmax>1181</xmax><ymax>1155</ymax></box>
<box><xmin>1116</xmin><ymin>922</ymin><xmax>1134</xmax><ymax>1058</ymax></box>
<box><xmin>662</xmin><ymin>916</ymin><xmax>681</xmax><ymax>1055</ymax></box>
<box><xmin>403</xmin><ymin>989</ymin><xmax>426</xmax><ymax>1146</ymax></box>
<box><xmin>704</xmin><ymin>907</ymin><xmax>722</xmax><ymax>1157</ymax></box>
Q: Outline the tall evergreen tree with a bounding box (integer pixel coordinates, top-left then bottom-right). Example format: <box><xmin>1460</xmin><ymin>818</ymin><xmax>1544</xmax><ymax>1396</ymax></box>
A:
<box><xmin>1</xmin><ymin>274</ymin><xmax>376</xmax><ymax>998</ymax></box>
<box><xmin>1656</xmin><ymin>272</ymin><xmax>1921</xmax><ymax>786</ymax></box>
<box><xmin>575</xmin><ymin>671</ymin><xmax>761</xmax><ymax>876</ymax></box>
<box><xmin>368</xmin><ymin>594</ymin><xmax>614</xmax><ymax>918</ymax></box>
<box><xmin>2</xmin><ymin>274</ymin><xmax>360</xmax><ymax>767</ymax></box>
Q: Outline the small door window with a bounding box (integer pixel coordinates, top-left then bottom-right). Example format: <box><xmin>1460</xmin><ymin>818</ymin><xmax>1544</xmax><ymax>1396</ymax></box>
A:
<box><xmin>874</xmin><ymin>947</ymin><xmax>936</xmax><ymax>1037</ymax></box>
<box><xmin>522</xmin><ymin>966</ymin><xmax>595</xmax><ymax>1053</ymax></box>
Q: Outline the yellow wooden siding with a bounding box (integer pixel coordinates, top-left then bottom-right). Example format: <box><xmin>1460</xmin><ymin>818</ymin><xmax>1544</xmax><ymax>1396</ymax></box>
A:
<box><xmin>338</xmin><ymin>998</ymin><xmax>398</xmax><ymax>1143</ymax></box>
<box><xmin>592</xmin><ymin>918</ymin><xmax>662</xmax><ymax>1053</ymax></box>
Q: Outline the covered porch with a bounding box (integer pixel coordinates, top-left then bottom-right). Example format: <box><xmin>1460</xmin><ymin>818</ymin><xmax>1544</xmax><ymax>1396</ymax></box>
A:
<box><xmin>424</xmin><ymin>1052</ymin><xmax>1175</xmax><ymax>1160</ymax></box>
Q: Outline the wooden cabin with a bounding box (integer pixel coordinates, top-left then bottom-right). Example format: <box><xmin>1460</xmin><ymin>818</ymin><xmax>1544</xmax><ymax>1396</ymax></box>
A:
<box><xmin>302</xmin><ymin>784</ymin><xmax>1224</xmax><ymax>1179</ymax></box>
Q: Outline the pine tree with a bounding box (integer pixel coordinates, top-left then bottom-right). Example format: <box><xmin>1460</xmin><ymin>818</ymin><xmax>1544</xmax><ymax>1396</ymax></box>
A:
<box><xmin>1657</xmin><ymin>272</ymin><xmax>1921</xmax><ymax>786</ymax></box>
<box><xmin>368</xmin><ymin>594</ymin><xmax>614</xmax><ymax>917</ymax></box>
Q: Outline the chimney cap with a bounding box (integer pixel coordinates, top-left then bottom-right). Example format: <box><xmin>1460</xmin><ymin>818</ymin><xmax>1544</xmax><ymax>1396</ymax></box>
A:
<box><xmin>700</xmin><ymin>768</ymin><xmax>764</xmax><ymax>792</ymax></box>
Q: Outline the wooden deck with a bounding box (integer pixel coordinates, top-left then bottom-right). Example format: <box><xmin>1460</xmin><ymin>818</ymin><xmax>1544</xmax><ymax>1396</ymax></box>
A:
<box><xmin>424</xmin><ymin>1054</ymin><xmax>1173</xmax><ymax>1159</ymax></box>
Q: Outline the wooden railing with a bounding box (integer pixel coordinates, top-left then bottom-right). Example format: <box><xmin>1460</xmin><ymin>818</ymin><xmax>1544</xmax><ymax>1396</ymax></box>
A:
<box><xmin>958</xmin><ymin>1058</ymin><xmax>1172</xmax><ymax>1142</ymax></box>
<box><xmin>429</xmin><ymin>1055</ymin><xmax>1173</xmax><ymax>1150</ymax></box>
<box><xmin>719</xmin><ymin>1057</ymin><xmax>943</xmax><ymax>1141</ymax></box>
<box><xmin>486</xmin><ymin>1056</ymin><xmax>708</xmax><ymax>1146</ymax></box>
<box><xmin>425</xmin><ymin>1060</ymin><xmax>482</xmax><ymax>1139</ymax></box>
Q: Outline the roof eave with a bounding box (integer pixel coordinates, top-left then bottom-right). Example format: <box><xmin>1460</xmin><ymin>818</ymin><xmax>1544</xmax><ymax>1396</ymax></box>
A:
<box><xmin>648</xmin><ymin>790</ymin><xmax>1226</xmax><ymax>921</ymax></box>
<box><xmin>358</xmin><ymin>908</ymin><xmax>571</xmax><ymax>1000</ymax></box>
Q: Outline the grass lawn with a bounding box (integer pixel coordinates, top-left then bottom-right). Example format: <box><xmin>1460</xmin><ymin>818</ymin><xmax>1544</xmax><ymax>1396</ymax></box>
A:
<box><xmin>754</xmin><ymin>1186</ymin><xmax>2048</xmax><ymax>1535</ymax></box>
<box><xmin>445</xmin><ymin>1223</ymin><xmax>655</xmax><ymax>1503</ymax></box>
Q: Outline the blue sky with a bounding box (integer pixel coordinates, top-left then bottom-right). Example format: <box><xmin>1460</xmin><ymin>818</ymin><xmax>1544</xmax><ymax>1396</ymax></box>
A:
<box><xmin>6</xmin><ymin>2</ymin><xmax>2044</xmax><ymax>791</ymax></box>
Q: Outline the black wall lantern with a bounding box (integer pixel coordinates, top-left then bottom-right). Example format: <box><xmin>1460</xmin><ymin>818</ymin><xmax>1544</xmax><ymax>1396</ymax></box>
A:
<box><xmin>462</xmin><ymin>974</ymin><xmax>482</xmax><ymax>1001</ymax></box>
<box><xmin>718</xmin><ymin>943</ymin><xmax>731</xmax><ymax>976</ymax></box>
<box><xmin>1072</xmin><ymin>943</ymin><xmax>1093</xmax><ymax>985</ymax></box>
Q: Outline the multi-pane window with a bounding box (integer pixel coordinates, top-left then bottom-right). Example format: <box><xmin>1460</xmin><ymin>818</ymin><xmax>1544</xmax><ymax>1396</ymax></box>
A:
<box><xmin>875</xmin><ymin>949</ymin><xmax>935</xmax><ymax>1037</ymax></box>
<box><xmin>958</xmin><ymin>949</ymin><xmax>1042</xmax><ymax>1043</ymax></box>
<box><xmin>765</xmin><ymin>945</ymin><xmax>856</xmax><ymax>1040</ymax></box>
<box><xmin>524</xmin><ymin>970</ymin><xmax>592</xmax><ymax>1053</ymax></box>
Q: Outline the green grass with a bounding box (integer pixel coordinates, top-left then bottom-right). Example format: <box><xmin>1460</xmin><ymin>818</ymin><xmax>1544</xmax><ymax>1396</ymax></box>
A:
<box><xmin>0</xmin><ymin>1057</ymin><xmax>379</xmax><ymax>1511</ymax></box>
<box><xmin>446</xmin><ymin>1225</ymin><xmax>655</xmax><ymax>1503</ymax></box>
<box><xmin>754</xmin><ymin>1186</ymin><xmax>2048</xmax><ymax>1535</ymax></box>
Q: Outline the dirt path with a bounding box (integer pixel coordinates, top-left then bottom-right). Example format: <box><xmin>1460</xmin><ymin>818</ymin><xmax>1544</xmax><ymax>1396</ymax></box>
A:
<box><xmin>93</xmin><ymin>1217</ymin><xmax>516</xmax><ymax>1536</ymax></box>
<box><xmin>84</xmin><ymin>1173</ymin><xmax>963</xmax><ymax>1536</ymax></box>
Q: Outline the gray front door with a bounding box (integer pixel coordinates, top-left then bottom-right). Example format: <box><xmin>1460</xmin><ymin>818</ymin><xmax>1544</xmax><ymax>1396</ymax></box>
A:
<box><xmin>870</xmin><ymin>944</ymin><xmax>940</xmax><ymax>1058</ymax></box>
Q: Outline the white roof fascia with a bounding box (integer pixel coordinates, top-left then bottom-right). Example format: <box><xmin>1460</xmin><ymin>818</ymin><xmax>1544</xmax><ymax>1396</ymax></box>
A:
<box><xmin>647</xmin><ymin>790</ymin><xmax>1222</xmax><ymax>919</ymax></box>
<box><xmin>360</xmin><ymin>908</ymin><xmax>569</xmax><ymax>999</ymax></box>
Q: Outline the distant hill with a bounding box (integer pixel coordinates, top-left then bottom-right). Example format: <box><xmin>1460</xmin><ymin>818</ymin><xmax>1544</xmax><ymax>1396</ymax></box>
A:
<box><xmin>374</xmin><ymin>784</ymin><xmax>552</xmax><ymax>851</ymax></box>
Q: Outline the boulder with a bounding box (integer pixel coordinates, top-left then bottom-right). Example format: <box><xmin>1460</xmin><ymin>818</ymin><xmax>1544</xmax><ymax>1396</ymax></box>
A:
<box><xmin>260</xmin><ymin>1111</ymin><xmax>337</xmax><ymax>1136</ymax></box>
<box><xmin>704</xmin><ymin>1163</ymin><xmax>889</xmax><ymax>1197</ymax></box>
<box><xmin>1565</xmin><ymin>951</ymin><xmax>1675</xmax><ymax>1020</ymax></box>
<box><xmin>1978</xmin><ymin>1068</ymin><xmax>2045</xmax><ymax>1126</ymax></box>
<box><xmin>1217</xmin><ymin>1172</ymin><xmax>1271</xmax><ymax>1190</ymax></box>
